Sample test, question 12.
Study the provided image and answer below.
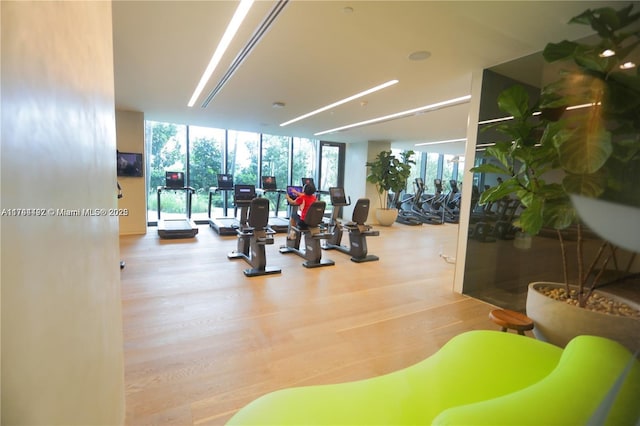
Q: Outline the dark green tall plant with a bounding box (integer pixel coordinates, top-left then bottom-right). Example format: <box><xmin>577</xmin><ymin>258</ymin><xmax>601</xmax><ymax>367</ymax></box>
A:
<box><xmin>540</xmin><ymin>4</ymin><xmax>640</xmax><ymax>208</ymax></box>
<box><xmin>472</xmin><ymin>4</ymin><xmax>640</xmax><ymax>307</ymax></box>
<box><xmin>366</xmin><ymin>150</ymin><xmax>415</xmax><ymax>210</ymax></box>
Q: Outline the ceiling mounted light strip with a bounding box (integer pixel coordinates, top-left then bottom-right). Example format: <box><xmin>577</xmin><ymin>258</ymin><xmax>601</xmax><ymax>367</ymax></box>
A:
<box><xmin>314</xmin><ymin>95</ymin><xmax>471</xmax><ymax>136</ymax></box>
<box><xmin>478</xmin><ymin>102</ymin><xmax>599</xmax><ymax>125</ymax></box>
<box><xmin>280</xmin><ymin>79</ymin><xmax>399</xmax><ymax>127</ymax></box>
<box><xmin>201</xmin><ymin>0</ymin><xmax>290</xmax><ymax>108</ymax></box>
<box><xmin>188</xmin><ymin>0</ymin><xmax>255</xmax><ymax>107</ymax></box>
<box><xmin>415</xmin><ymin>138</ymin><xmax>466</xmax><ymax>147</ymax></box>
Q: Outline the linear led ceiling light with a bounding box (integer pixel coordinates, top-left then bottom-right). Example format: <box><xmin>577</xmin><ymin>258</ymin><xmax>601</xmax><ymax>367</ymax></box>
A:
<box><xmin>314</xmin><ymin>94</ymin><xmax>471</xmax><ymax>136</ymax></box>
<box><xmin>478</xmin><ymin>102</ymin><xmax>601</xmax><ymax>126</ymax></box>
<box><xmin>415</xmin><ymin>138</ymin><xmax>467</xmax><ymax>147</ymax></box>
<box><xmin>187</xmin><ymin>0</ymin><xmax>255</xmax><ymax>107</ymax></box>
<box><xmin>280</xmin><ymin>79</ymin><xmax>399</xmax><ymax>127</ymax></box>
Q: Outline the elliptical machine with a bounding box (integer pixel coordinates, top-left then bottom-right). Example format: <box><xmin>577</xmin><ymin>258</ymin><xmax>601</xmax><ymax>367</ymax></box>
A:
<box><xmin>411</xmin><ymin>178</ymin><xmax>445</xmax><ymax>224</ymax></box>
<box><xmin>228</xmin><ymin>186</ymin><xmax>281</xmax><ymax>277</ymax></box>
<box><xmin>280</xmin><ymin>200</ymin><xmax>334</xmax><ymax>268</ymax></box>
<box><xmin>323</xmin><ymin>187</ymin><xmax>379</xmax><ymax>263</ymax></box>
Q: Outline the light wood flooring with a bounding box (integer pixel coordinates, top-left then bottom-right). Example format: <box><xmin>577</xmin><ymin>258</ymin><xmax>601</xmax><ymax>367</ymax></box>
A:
<box><xmin>120</xmin><ymin>222</ymin><xmax>501</xmax><ymax>425</ymax></box>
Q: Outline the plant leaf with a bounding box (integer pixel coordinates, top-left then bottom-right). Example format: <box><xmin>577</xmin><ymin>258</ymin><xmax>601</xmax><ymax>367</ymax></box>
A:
<box><xmin>497</xmin><ymin>85</ymin><xmax>531</xmax><ymax>119</ymax></box>
<box><xmin>563</xmin><ymin>171</ymin><xmax>607</xmax><ymax>198</ymax></box>
<box><xmin>557</xmin><ymin>120</ymin><xmax>612</xmax><ymax>174</ymax></box>
<box><xmin>543</xmin><ymin>198</ymin><xmax>576</xmax><ymax>230</ymax></box>
<box><xmin>470</xmin><ymin>162</ymin><xmax>509</xmax><ymax>176</ymax></box>
<box><xmin>516</xmin><ymin>198</ymin><xmax>544</xmax><ymax>235</ymax></box>
<box><xmin>478</xmin><ymin>179</ymin><xmax>519</xmax><ymax>204</ymax></box>
<box><xmin>543</xmin><ymin>40</ymin><xmax>578</xmax><ymax>62</ymax></box>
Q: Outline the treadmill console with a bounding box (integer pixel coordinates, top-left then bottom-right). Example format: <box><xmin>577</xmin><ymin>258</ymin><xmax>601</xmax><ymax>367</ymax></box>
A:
<box><xmin>165</xmin><ymin>171</ymin><xmax>185</xmax><ymax>188</ymax></box>
<box><xmin>329</xmin><ymin>187</ymin><xmax>347</xmax><ymax>205</ymax></box>
<box><xmin>301</xmin><ymin>177</ymin><xmax>315</xmax><ymax>188</ymax></box>
<box><xmin>234</xmin><ymin>184</ymin><xmax>256</xmax><ymax>204</ymax></box>
<box><xmin>217</xmin><ymin>174</ymin><xmax>234</xmax><ymax>190</ymax></box>
<box><xmin>261</xmin><ymin>176</ymin><xmax>278</xmax><ymax>191</ymax></box>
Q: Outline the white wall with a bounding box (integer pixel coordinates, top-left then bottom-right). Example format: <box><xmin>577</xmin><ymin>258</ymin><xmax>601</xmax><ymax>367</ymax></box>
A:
<box><xmin>1</xmin><ymin>1</ymin><xmax>125</xmax><ymax>423</ymax></box>
<box><xmin>116</xmin><ymin>110</ymin><xmax>147</xmax><ymax>235</ymax></box>
<box><xmin>343</xmin><ymin>141</ymin><xmax>370</xmax><ymax>220</ymax></box>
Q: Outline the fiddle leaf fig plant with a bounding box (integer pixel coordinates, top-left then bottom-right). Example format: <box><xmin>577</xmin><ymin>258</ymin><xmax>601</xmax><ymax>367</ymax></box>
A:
<box><xmin>471</xmin><ymin>4</ymin><xmax>640</xmax><ymax>307</ymax></box>
<box><xmin>472</xmin><ymin>85</ymin><xmax>575</xmax><ymax>237</ymax></box>
<box><xmin>540</xmin><ymin>3</ymin><xmax>640</xmax><ymax>207</ymax></box>
<box><xmin>366</xmin><ymin>150</ymin><xmax>415</xmax><ymax>210</ymax></box>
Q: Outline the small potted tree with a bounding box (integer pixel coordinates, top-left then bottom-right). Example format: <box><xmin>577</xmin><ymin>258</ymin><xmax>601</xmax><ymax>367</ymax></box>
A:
<box><xmin>366</xmin><ymin>150</ymin><xmax>415</xmax><ymax>226</ymax></box>
<box><xmin>471</xmin><ymin>4</ymin><xmax>640</xmax><ymax>350</ymax></box>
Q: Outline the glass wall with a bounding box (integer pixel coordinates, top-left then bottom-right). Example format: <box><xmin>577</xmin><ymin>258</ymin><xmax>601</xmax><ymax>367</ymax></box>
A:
<box><xmin>146</xmin><ymin>121</ymin><xmax>187</xmax><ymax>221</ymax></box>
<box><xmin>388</xmin><ymin>150</ymin><xmax>463</xmax><ymax>201</ymax></box>
<box><xmin>188</xmin><ymin>126</ymin><xmax>225</xmax><ymax>219</ymax></box>
<box><xmin>227</xmin><ymin>130</ymin><xmax>259</xmax><ymax>186</ymax></box>
<box><xmin>292</xmin><ymin>137</ymin><xmax>317</xmax><ymax>187</ymax></box>
<box><xmin>144</xmin><ymin>121</ymin><xmax>342</xmax><ymax>225</ymax></box>
<box><xmin>424</xmin><ymin>153</ymin><xmax>441</xmax><ymax>195</ymax></box>
<box><xmin>261</xmin><ymin>134</ymin><xmax>291</xmax><ymax>215</ymax></box>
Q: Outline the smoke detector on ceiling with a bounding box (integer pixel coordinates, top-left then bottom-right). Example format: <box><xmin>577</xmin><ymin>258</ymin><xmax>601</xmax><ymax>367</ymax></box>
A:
<box><xmin>408</xmin><ymin>51</ymin><xmax>431</xmax><ymax>61</ymax></box>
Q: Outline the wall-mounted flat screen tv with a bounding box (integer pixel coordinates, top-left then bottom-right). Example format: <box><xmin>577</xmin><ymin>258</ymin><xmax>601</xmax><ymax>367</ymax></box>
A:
<box><xmin>117</xmin><ymin>151</ymin><xmax>143</xmax><ymax>177</ymax></box>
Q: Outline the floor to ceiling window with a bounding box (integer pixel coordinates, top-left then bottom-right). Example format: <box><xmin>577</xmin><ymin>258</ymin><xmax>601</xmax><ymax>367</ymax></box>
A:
<box><xmin>319</xmin><ymin>142</ymin><xmax>345</xmax><ymax>211</ymax></box>
<box><xmin>144</xmin><ymin>121</ymin><xmax>340</xmax><ymax>225</ymax></box>
<box><xmin>261</xmin><ymin>134</ymin><xmax>291</xmax><ymax>216</ymax></box>
<box><xmin>188</xmin><ymin>126</ymin><xmax>225</xmax><ymax>221</ymax></box>
<box><xmin>292</xmin><ymin>137</ymin><xmax>317</xmax><ymax>187</ymax></box>
<box><xmin>145</xmin><ymin>121</ymin><xmax>187</xmax><ymax>222</ymax></box>
<box><xmin>227</xmin><ymin>130</ymin><xmax>259</xmax><ymax>186</ymax></box>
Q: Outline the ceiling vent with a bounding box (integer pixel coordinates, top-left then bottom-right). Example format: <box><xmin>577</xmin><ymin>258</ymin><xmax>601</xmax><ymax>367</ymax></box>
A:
<box><xmin>201</xmin><ymin>0</ymin><xmax>290</xmax><ymax>108</ymax></box>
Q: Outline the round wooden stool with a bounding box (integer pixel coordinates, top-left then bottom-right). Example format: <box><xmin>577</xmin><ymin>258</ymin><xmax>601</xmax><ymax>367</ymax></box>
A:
<box><xmin>489</xmin><ymin>309</ymin><xmax>534</xmax><ymax>335</ymax></box>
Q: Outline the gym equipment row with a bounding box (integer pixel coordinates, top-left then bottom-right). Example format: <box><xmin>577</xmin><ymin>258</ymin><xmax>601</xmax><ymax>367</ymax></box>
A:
<box><xmin>227</xmin><ymin>185</ymin><xmax>380</xmax><ymax>275</ymax></box>
<box><xmin>396</xmin><ymin>178</ymin><xmax>462</xmax><ymax>226</ymax></box>
<box><xmin>209</xmin><ymin>174</ymin><xmax>309</xmax><ymax>235</ymax></box>
<box><xmin>468</xmin><ymin>191</ymin><xmax>521</xmax><ymax>242</ymax></box>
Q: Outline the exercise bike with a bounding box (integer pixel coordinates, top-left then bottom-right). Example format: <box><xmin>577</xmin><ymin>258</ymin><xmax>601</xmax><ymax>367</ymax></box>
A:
<box><xmin>323</xmin><ymin>187</ymin><xmax>379</xmax><ymax>263</ymax></box>
<box><xmin>228</xmin><ymin>186</ymin><xmax>281</xmax><ymax>277</ymax></box>
<box><xmin>280</xmin><ymin>200</ymin><xmax>335</xmax><ymax>268</ymax></box>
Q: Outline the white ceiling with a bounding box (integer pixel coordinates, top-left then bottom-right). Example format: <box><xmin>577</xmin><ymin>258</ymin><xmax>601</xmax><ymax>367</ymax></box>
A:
<box><xmin>112</xmin><ymin>1</ymin><xmax>629</xmax><ymax>155</ymax></box>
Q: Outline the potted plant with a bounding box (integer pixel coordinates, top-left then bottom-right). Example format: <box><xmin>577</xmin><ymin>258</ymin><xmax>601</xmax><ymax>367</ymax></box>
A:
<box><xmin>366</xmin><ymin>150</ymin><xmax>415</xmax><ymax>225</ymax></box>
<box><xmin>471</xmin><ymin>4</ymin><xmax>640</xmax><ymax>350</ymax></box>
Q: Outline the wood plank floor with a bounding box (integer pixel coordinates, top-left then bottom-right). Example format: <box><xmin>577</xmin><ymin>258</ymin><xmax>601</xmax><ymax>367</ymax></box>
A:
<box><xmin>120</xmin><ymin>221</ymin><xmax>500</xmax><ymax>425</ymax></box>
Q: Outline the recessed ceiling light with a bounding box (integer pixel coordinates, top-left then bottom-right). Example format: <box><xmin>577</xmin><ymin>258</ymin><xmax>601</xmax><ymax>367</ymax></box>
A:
<box><xmin>599</xmin><ymin>49</ymin><xmax>616</xmax><ymax>58</ymax></box>
<box><xmin>272</xmin><ymin>101</ymin><xmax>285</xmax><ymax>108</ymax></box>
<box><xmin>620</xmin><ymin>61</ymin><xmax>636</xmax><ymax>70</ymax></box>
<box><xmin>343</xmin><ymin>6</ymin><xmax>354</xmax><ymax>14</ymax></box>
<box><xmin>408</xmin><ymin>50</ymin><xmax>431</xmax><ymax>61</ymax></box>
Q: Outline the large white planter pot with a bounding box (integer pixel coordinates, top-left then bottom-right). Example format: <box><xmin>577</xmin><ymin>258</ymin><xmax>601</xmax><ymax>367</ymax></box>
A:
<box><xmin>375</xmin><ymin>208</ymin><xmax>398</xmax><ymax>226</ymax></box>
<box><xmin>526</xmin><ymin>282</ymin><xmax>640</xmax><ymax>352</ymax></box>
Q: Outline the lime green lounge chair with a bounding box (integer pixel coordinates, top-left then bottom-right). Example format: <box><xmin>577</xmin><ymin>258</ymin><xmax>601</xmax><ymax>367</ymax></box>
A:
<box><xmin>226</xmin><ymin>330</ymin><xmax>639</xmax><ymax>425</ymax></box>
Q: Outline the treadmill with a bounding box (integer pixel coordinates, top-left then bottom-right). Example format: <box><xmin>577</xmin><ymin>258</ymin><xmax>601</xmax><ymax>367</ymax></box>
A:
<box><xmin>260</xmin><ymin>176</ymin><xmax>289</xmax><ymax>233</ymax></box>
<box><xmin>157</xmin><ymin>171</ymin><xmax>198</xmax><ymax>239</ymax></box>
<box><xmin>208</xmin><ymin>173</ymin><xmax>240</xmax><ymax>236</ymax></box>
